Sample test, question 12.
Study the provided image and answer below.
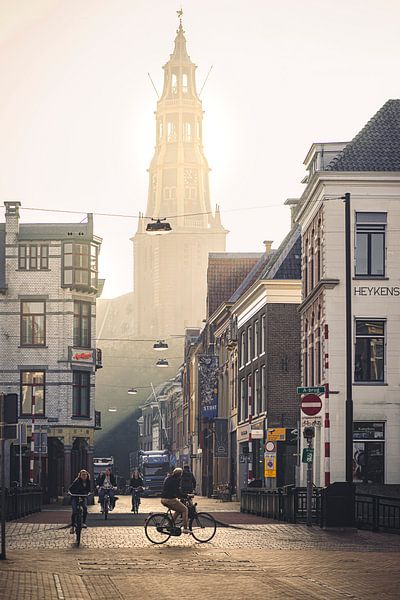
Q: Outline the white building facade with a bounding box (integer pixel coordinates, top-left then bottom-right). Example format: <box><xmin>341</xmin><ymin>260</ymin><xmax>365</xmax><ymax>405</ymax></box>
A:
<box><xmin>0</xmin><ymin>202</ymin><xmax>102</xmax><ymax>498</ymax></box>
<box><xmin>296</xmin><ymin>100</ymin><xmax>400</xmax><ymax>487</ymax></box>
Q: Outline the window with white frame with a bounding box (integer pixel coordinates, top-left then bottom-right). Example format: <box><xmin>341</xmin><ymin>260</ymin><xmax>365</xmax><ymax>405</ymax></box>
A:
<box><xmin>355</xmin><ymin>213</ymin><xmax>386</xmax><ymax>277</ymax></box>
<box><xmin>247</xmin><ymin>326</ymin><xmax>252</xmax><ymax>362</ymax></box>
<box><xmin>254</xmin><ymin>320</ymin><xmax>259</xmax><ymax>358</ymax></box>
<box><xmin>240</xmin><ymin>332</ymin><xmax>245</xmax><ymax>367</ymax></box>
<box><xmin>260</xmin><ymin>314</ymin><xmax>266</xmax><ymax>353</ymax></box>
<box><xmin>240</xmin><ymin>378</ymin><xmax>246</xmax><ymax>420</ymax></box>
<box><xmin>355</xmin><ymin>320</ymin><xmax>385</xmax><ymax>382</ymax></box>
<box><xmin>261</xmin><ymin>365</ymin><xmax>266</xmax><ymax>412</ymax></box>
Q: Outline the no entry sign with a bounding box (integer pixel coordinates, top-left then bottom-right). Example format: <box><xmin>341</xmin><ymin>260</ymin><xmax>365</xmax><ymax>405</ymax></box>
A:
<box><xmin>301</xmin><ymin>394</ymin><xmax>322</xmax><ymax>417</ymax></box>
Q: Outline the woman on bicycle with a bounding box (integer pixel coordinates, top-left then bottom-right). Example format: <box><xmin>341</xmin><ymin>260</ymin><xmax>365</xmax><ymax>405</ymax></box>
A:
<box><xmin>130</xmin><ymin>469</ymin><xmax>144</xmax><ymax>513</ymax></box>
<box><xmin>69</xmin><ymin>469</ymin><xmax>91</xmax><ymax>534</ymax></box>
<box><xmin>96</xmin><ymin>467</ymin><xmax>117</xmax><ymax>513</ymax></box>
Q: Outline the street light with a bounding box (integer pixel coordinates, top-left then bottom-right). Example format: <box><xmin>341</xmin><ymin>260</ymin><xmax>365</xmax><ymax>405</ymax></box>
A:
<box><xmin>156</xmin><ymin>359</ymin><xmax>169</xmax><ymax>367</ymax></box>
<box><xmin>128</xmin><ymin>388</ymin><xmax>138</xmax><ymax>395</ymax></box>
<box><xmin>108</xmin><ymin>407</ymin><xmax>117</xmax><ymax>412</ymax></box>
<box><xmin>153</xmin><ymin>340</ymin><xmax>168</xmax><ymax>351</ymax></box>
<box><xmin>343</xmin><ymin>192</ymin><xmax>353</xmax><ymax>484</ymax></box>
<box><xmin>146</xmin><ymin>218</ymin><xmax>172</xmax><ymax>235</ymax></box>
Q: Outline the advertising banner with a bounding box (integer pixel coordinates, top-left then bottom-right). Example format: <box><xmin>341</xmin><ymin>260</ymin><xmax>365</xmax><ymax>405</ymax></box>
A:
<box><xmin>214</xmin><ymin>418</ymin><xmax>228</xmax><ymax>457</ymax></box>
<box><xmin>198</xmin><ymin>355</ymin><xmax>218</xmax><ymax>420</ymax></box>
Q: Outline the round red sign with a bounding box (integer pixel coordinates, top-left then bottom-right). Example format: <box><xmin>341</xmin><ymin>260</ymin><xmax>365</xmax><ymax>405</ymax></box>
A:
<box><xmin>301</xmin><ymin>394</ymin><xmax>322</xmax><ymax>416</ymax></box>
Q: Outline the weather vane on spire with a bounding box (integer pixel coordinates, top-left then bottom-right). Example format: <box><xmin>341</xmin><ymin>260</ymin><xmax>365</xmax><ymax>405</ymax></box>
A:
<box><xmin>177</xmin><ymin>8</ymin><xmax>183</xmax><ymax>27</ymax></box>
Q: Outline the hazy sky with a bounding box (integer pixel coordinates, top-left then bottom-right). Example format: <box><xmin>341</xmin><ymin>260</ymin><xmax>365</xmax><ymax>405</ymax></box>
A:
<box><xmin>1</xmin><ymin>0</ymin><xmax>399</xmax><ymax>298</ymax></box>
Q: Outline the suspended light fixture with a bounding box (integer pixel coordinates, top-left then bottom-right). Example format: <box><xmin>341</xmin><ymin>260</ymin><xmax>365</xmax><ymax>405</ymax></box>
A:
<box><xmin>108</xmin><ymin>407</ymin><xmax>117</xmax><ymax>412</ymax></box>
<box><xmin>128</xmin><ymin>388</ymin><xmax>138</xmax><ymax>395</ymax></box>
<box><xmin>156</xmin><ymin>358</ymin><xmax>169</xmax><ymax>368</ymax></box>
<box><xmin>146</xmin><ymin>218</ymin><xmax>172</xmax><ymax>235</ymax></box>
<box><xmin>153</xmin><ymin>340</ymin><xmax>168</xmax><ymax>351</ymax></box>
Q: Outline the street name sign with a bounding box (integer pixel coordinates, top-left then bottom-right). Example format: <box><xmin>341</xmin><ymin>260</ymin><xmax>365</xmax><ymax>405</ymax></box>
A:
<box><xmin>301</xmin><ymin>394</ymin><xmax>322</xmax><ymax>417</ymax></box>
<box><xmin>297</xmin><ymin>386</ymin><xmax>325</xmax><ymax>394</ymax></box>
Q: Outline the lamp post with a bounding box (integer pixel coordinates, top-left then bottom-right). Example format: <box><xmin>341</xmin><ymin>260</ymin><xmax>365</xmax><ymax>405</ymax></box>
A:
<box><xmin>343</xmin><ymin>192</ymin><xmax>353</xmax><ymax>484</ymax></box>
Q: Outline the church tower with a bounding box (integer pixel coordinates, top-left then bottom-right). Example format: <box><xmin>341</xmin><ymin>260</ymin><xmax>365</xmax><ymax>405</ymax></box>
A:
<box><xmin>133</xmin><ymin>15</ymin><xmax>227</xmax><ymax>337</ymax></box>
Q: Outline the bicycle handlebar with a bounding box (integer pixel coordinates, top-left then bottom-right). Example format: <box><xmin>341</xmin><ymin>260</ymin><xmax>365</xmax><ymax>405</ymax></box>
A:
<box><xmin>68</xmin><ymin>492</ymin><xmax>92</xmax><ymax>497</ymax></box>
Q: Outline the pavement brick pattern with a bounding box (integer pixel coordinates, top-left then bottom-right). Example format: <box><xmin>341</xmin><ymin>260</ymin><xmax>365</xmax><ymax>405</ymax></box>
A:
<box><xmin>1</xmin><ymin>496</ymin><xmax>399</xmax><ymax>599</ymax></box>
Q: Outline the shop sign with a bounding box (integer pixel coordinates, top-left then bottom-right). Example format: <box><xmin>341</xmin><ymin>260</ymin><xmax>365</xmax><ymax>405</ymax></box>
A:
<box><xmin>267</xmin><ymin>428</ymin><xmax>286</xmax><ymax>442</ymax></box>
<box><xmin>353</xmin><ymin>422</ymin><xmax>385</xmax><ymax>441</ymax></box>
<box><xmin>69</xmin><ymin>347</ymin><xmax>95</xmax><ymax>365</ymax></box>
<box><xmin>250</xmin><ymin>429</ymin><xmax>264</xmax><ymax>439</ymax></box>
<box><xmin>264</xmin><ymin>452</ymin><xmax>276</xmax><ymax>478</ymax></box>
<box><xmin>238</xmin><ymin>424</ymin><xmax>251</xmax><ymax>439</ymax></box>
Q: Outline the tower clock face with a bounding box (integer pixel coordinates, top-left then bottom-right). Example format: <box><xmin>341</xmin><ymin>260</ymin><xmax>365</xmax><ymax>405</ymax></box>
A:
<box><xmin>184</xmin><ymin>168</ymin><xmax>198</xmax><ymax>185</ymax></box>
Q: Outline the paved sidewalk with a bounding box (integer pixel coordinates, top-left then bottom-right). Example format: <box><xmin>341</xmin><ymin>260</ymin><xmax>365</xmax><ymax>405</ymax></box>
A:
<box><xmin>1</xmin><ymin>495</ymin><xmax>399</xmax><ymax>599</ymax></box>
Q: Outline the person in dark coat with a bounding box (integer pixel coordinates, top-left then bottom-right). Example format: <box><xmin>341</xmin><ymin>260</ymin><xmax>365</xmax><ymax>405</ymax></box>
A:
<box><xmin>68</xmin><ymin>469</ymin><xmax>91</xmax><ymax>533</ymax></box>
<box><xmin>96</xmin><ymin>467</ymin><xmax>117</xmax><ymax>512</ymax></box>
<box><xmin>129</xmin><ymin>469</ymin><xmax>144</xmax><ymax>513</ymax></box>
<box><xmin>180</xmin><ymin>464</ymin><xmax>196</xmax><ymax>494</ymax></box>
<box><xmin>161</xmin><ymin>467</ymin><xmax>189</xmax><ymax>533</ymax></box>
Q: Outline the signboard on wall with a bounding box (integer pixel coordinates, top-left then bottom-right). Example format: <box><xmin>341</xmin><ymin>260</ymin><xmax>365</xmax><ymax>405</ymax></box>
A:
<box><xmin>267</xmin><ymin>428</ymin><xmax>286</xmax><ymax>442</ymax></box>
<box><xmin>198</xmin><ymin>355</ymin><xmax>219</xmax><ymax>420</ymax></box>
<box><xmin>214</xmin><ymin>418</ymin><xmax>228</xmax><ymax>457</ymax></box>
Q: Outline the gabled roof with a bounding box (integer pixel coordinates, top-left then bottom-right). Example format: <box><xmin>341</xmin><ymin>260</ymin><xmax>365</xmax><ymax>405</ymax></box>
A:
<box><xmin>326</xmin><ymin>99</ymin><xmax>400</xmax><ymax>172</ymax></box>
<box><xmin>261</xmin><ymin>225</ymin><xmax>301</xmax><ymax>280</ymax></box>
<box><xmin>228</xmin><ymin>251</ymin><xmax>275</xmax><ymax>303</ymax></box>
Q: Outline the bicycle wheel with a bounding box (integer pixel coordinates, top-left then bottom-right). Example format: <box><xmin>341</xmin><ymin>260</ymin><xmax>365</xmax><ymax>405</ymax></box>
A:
<box><xmin>145</xmin><ymin>513</ymin><xmax>173</xmax><ymax>544</ymax></box>
<box><xmin>190</xmin><ymin>512</ymin><xmax>217</xmax><ymax>543</ymax></box>
<box><xmin>75</xmin><ymin>513</ymin><xmax>82</xmax><ymax>547</ymax></box>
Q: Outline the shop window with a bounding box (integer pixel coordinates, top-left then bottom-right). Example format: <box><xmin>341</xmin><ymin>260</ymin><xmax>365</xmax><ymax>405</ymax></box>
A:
<box><xmin>353</xmin><ymin>422</ymin><xmax>385</xmax><ymax>484</ymax></box>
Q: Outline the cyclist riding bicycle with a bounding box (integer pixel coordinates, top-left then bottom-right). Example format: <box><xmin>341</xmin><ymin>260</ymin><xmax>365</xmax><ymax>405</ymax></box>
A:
<box><xmin>130</xmin><ymin>469</ymin><xmax>144</xmax><ymax>512</ymax></box>
<box><xmin>68</xmin><ymin>469</ymin><xmax>91</xmax><ymax>534</ymax></box>
<box><xmin>96</xmin><ymin>467</ymin><xmax>117</xmax><ymax>513</ymax></box>
<box><xmin>160</xmin><ymin>467</ymin><xmax>190</xmax><ymax>534</ymax></box>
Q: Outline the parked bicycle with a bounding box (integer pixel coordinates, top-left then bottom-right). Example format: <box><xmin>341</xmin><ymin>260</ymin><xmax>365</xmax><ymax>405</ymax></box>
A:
<box><xmin>144</xmin><ymin>495</ymin><xmax>217</xmax><ymax>544</ymax></box>
<box><xmin>68</xmin><ymin>492</ymin><xmax>91</xmax><ymax>547</ymax></box>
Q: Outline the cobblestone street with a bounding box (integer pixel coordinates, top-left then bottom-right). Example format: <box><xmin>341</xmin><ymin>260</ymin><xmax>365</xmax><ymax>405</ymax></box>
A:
<box><xmin>1</xmin><ymin>496</ymin><xmax>400</xmax><ymax>599</ymax></box>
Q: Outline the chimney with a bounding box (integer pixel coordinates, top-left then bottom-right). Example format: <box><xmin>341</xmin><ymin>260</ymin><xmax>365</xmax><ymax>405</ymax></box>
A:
<box><xmin>263</xmin><ymin>240</ymin><xmax>273</xmax><ymax>255</ymax></box>
<box><xmin>284</xmin><ymin>198</ymin><xmax>300</xmax><ymax>228</ymax></box>
<box><xmin>4</xmin><ymin>201</ymin><xmax>21</xmax><ymax>244</ymax></box>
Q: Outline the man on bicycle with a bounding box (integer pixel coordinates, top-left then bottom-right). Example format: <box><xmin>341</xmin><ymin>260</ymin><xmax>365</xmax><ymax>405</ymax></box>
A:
<box><xmin>160</xmin><ymin>467</ymin><xmax>190</xmax><ymax>533</ymax></box>
<box><xmin>96</xmin><ymin>467</ymin><xmax>117</xmax><ymax>513</ymax></box>
<box><xmin>68</xmin><ymin>469</ymin><xmax>91</xmax><ymax>533</ymax></box>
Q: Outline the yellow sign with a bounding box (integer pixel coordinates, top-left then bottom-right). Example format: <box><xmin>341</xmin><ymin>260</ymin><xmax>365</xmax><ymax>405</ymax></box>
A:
<box><xmin>264</xmin><ymin>454</ymin><xmax>276</xmax><ymax>478</ymax></box>
<box><xmin>267</xmin><ymin>428</ymin><xmax>286</xmax><ymax>442</ymax></box>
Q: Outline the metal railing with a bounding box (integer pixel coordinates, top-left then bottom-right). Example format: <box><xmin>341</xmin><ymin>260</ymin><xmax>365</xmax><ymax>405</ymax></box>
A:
<box><xmin>0</xmin><ymin>486</ymin><xmax>42</xmax><ymax>521</ymax></box>
<box><xmin>356</xmin><ymin>493</ymin><xmax>400</xmax><ymax>533</ymax></box>
<box><xmin>240</xmin><ymin>487</ymin><xmax>322</xmax><ymax>524</ymax></box>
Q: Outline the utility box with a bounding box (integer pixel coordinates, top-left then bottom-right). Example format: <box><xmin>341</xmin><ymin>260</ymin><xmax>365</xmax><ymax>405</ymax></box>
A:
<box><xmin>322</xmin><ymin>482</ymin><xmax>356</xmax><ymax>528</ymax></box>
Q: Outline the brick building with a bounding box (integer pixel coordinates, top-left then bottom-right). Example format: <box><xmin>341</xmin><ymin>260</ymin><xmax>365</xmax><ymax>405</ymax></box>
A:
<box><xmin>0</xmin><ymin>202</ymin><xmax>102</xmax><ymax>499</ymax></box>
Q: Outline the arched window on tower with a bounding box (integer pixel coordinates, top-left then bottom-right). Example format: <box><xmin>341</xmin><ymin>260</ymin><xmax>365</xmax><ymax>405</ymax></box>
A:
<box><xmin>167</xmin><ymin>122</ymin><xmax>177</xmax><ymax>142</ymax></box>
<box><xmin>184</xmin><ymin>122</ymin><xmax>192</xmax><ymax>142</ymax></box>
<box><xmin>197</xmin><ymin>120</ymin><xmax>201</xmax><ymax>140</ymax></box>
<box><xmin>182</xmin><ymin>73</ymin><xmax>188</xmax><ymax>94</ymax></box>
<box><xmin>171</xmin><ymin>73</ymin><xmax>178</xmax><ymax>95</ymax></box>
<box><xmin>158</xmin><ymin>120</ymin><xmax>163</xmax><ymax>142</ymax></box>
